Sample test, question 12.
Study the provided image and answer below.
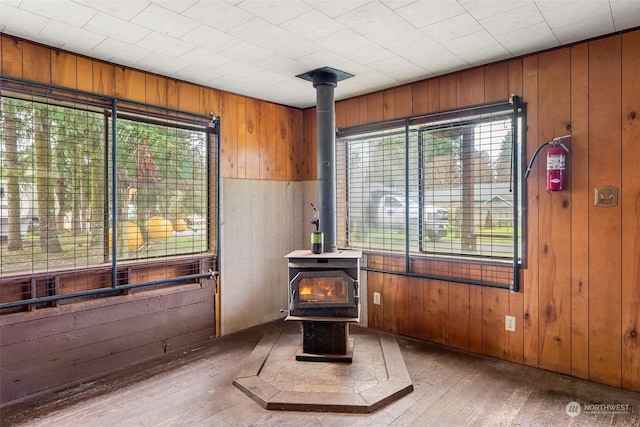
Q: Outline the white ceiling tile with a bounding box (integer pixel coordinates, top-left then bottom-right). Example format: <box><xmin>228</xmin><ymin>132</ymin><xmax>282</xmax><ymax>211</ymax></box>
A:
<box><xmin>369</xmin><ymin>55</ymin><xmax>417</xmax><ymax>75</ymax></box>
<box><xmin>0</xmin><ymin>5</ymin><xmax>50</xmax><ymax>39</ymax></box>
<box><xmin>480</xmin><ymin>3</ymin><xmax>546</xmax><ymax>36</ymax></box>
<box><xmin>215</xmin><ymin>59</ymin><xmax>263</xmax><ymax>78</ymax></box>
<box><xmin>268</xmin><ymin>35</ymin><xmax>322</xmax><ymax>61</ymax></box>
<box><xmin>381</xmin><ymin>0</ymin><xmax>423</xmax><ymax>11</ymax></box>
<box><xmin>611</xmin><ymin>0</ymin><xmax>640</xmax><ymax>30</ymax></box>
<box><xmin>540</xmin><ymin>1</ymin><xmax>612</xmax><ymax>29</ymax></box>
<box><xmin>181</xmin><ymin>25</ymin><xmax>242</xmax><ymax>52</ymax></box>
<box><xmin>229</xmin><ymin>17</ymin><xmax>318</xmax><ymax>59</ymax></box>
<box><xmin>366</xmin><ymin>20</ymin><xmax>427</xmax><ymax>49</ymax></box>
<box><xmin>495</xmin><ymin>21</ymin><xmax>559</xmax><ymax>55</ymax></box>
<box><xmin>441</xmin><ymin>30</ymin><xmax>499</xmax><ymax>55</ymax></box>
<box><xmin>130</xmin><ymin>3</ymin><xmax>199</xmax><ymax>37</ymax></box>
<box><xmin>179</xmin><ymin>46</ymin><xmax>232</xmax><ymax>69</ymax></box>
<box><xmin>334</xmin><ymin>78</ymin><xmax>373</xmax><ymax>100</ymax></box>
<box><xmin>346</xmin><ymin>43</ymin><xmax>396</xmax><ymax>65</ymax></box>
<box><xmin>289</xmin><ymin>77</ymin><xmax>318</xmax><ymax>92</ymax></box>
<box><xmin>176</xmin><ymin>64</ymin><xmax>227</xmax><ymax>84</ymax></box>
<box><xmin>411</xmin><ymin>49</ymin><xmax>469</xmax><ymax>74</ymax></box>
<box><xmin>84</xmin><ymin>12</ymin><xmax>151</xmax><ymax>44</ymax></box>
<box><xmin>335</xmin><ymin>1</ymin><xmax>404</xmax><ymax>35</ymax></box>
<box><xmin>181</xmin><ymin>1</ymin><xmax>253</xmax><ymax>31</ymax></box>
<box><xmin>19</xmin><ymin>0</ymin><xmax>97</xmax><ymax>27</ymax></box>
<box><xmin>315</xmin><ymin>28</ymin><xmax>371</xmax><ymax>54</ymax></box>
<box><xmin>396</xmin><ymin>0</ymin><xmax>467</xmax><ymax>28</ymax></box>
<box><xmin>152</xmin><ymin>0</ymin><xmax>198</xmax><ymax>14</ymax></box>
<box><xmin>297</xmin><ymin>49</ymin><xmax>351</xmax><ymax>70</ymax></box>
<box><xmin>457</xmin><ymin>43</ymin><xmax>511</xmax><ymax>66</ymax></box>
<box><xmin>534</xmin><ymin>0</ymin><xmax>582</xmax><ymax>13</ymax></box>
<box><xmin>137</xmin><ymin>51</ymin><xmax>189</xmax><ymax>74</ymax></box>
<box><xmin>423</xmin><ymin>12</ymin><xmax>484</xmax><ymax>43</ymax></box>
<box><xmin>257</xmin><ymin>54</ymin><xmax>308</xmax><ymax>75</ymax></box>
<box><xmin>41</xmin><ymin>20</ymin><xmax>105</xmax><ymax>51</ymax></box>
<box><xmin>304</xmin><ymin>0</ymin><xmax>370</xmax><ymax>19</ymax></box>
<box><xmin>214</xmin><ymin>73</ymin><xmax>264</xmax><ymax>96</ymax></box>
<box><xmin>280</xmin><ymin>9</ymin><xmax>345</xmax><ymax>41</ymax></box>
<box><xmin>237</xmin><ymin>0</ymin><xmax>312</xmax><ymax>25</ymax></box>
<box><xmin>250</xmin><ymin>76</ymin><xmax>292</xmax><ymax>93</ymax></box>
<box><xmin>0</xmin><ymin>0</ymin><xmax>22</xmax><ymax>6</ymax></box>
<box><xmin>252</xmin><ymin>70</ymin><xmax>295</xmax><ymax>88</ymax></box>
<box><xmin>552</xmin><ymin>14</ymin><xmax>615</xmax><ymax>44</ymax></box>
<box><xmin>333</xmin><ymin>60</ymin><xmax>370</xmax><ymax>77</ymax></box>
<box><xmin>276</xmin><ymin>80</ymin><xmax>318</xmax><ymax>97</ymax></box>
<box><xmin>458</xmin><ymin>0</ymin><xmax>531</xmax><ymax>20</ymax></box>
<box><xmin>350</xmin><ymin>70</ymin><xmax>400</xmax><ymax>87</ymax></box>
<box><xmin>136</xmin><ymin>31</ymin><xmax>194</xmax><ymax>57</ymax></box>
<box><xmin>387</xmin><ymin>64</ymin><xmax>431</xmax><ymax>83</ymax></box>
<box><xmin>71</xmin><ymin>0</ymin><xmax>150</xmax><ymax>21</ymax></box>
<box><xmin>392</xmin><ymin>36</ymin><xmax>444</xmax><ymax>61</ymax></box>
<box><xmin>220</xmin><ymin>41</ymin><xmax>277</xmax><ymax>63</ymax></box>
<box><xmin>611</xmin><ymin>0</ymin><xmax>640</xmax><ymax>18</ymax></box>
<box><xmin>91</xmin><ymin>38</ymin><xmax>152</xmax><ymax>64</ymax></box>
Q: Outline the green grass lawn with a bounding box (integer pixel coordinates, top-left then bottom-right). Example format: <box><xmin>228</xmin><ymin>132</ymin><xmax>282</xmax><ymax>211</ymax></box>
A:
<box><xmin>368</xmin><ymin>225</ymin><xmax>516</xmax><ymax>243</ymax></box>
<box><xmin>0</xmin><ymin>230</ymin><xmax>208</xmax><ymax>275</ymax></box>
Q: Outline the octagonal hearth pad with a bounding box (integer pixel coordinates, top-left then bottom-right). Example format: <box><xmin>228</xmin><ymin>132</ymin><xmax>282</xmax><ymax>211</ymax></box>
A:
<box><xmin>233</xmin><ymin>328</ymin><xmax>413</xmax><ymax>413</ymax></box>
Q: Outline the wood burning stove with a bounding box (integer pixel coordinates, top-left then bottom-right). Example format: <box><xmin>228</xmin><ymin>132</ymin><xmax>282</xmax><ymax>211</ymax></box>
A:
<box><xmin>286</xmin><ymin>67</ymin><xmax>359</xmax><ymax>362</ymax></box>
<box><xmin>285</xmin><ymin>250</ymin><xmax>361</xmax><ymax>362</ymax></box>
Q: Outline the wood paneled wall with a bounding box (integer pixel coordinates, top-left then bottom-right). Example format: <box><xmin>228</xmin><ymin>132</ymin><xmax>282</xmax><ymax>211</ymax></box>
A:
<box><xmin>1</xmin><ymin>30</ymin><xmax>638</xmax><ymax>394</ymax></box>
<box><xmin>331</xmin><ymin>30</ymin><xmax>640</xmax><ymax>392</ymax></box>
<box><xmin>0</xmin><ymin>35</ymin><xmax>304</xmax><ymax>181</ymax></box>
<box><xmin>0</xmin><ymin>281</ymin><xmax>216</xmax><ymax>403</ymax></box>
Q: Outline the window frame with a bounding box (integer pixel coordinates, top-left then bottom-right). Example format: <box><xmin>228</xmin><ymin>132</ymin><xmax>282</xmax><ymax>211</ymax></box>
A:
<box><xmin>0</xmin><ymin>76</ymin><xmax>219</xmax><ymax>310</ymax></box>
<box><xmin>337</xmin><ymin>96</ymin><xmax>526</xmax><ymax>291</ymax></box>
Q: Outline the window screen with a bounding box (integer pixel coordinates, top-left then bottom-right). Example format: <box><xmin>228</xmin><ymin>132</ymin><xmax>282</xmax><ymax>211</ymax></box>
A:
<box><xmin>337</xmin><ymin>98</ymin><xmax>525</xmax><ymax>290</ymax></box>
<box><xmin>1</xmin><ymin>78</ymin><xmax>218</xmax><ymax>309</ymax></box>
<box><xmin>108</xmin><ymin>115</ymin><xmax>209</xmax><ymax>261</ymax></box>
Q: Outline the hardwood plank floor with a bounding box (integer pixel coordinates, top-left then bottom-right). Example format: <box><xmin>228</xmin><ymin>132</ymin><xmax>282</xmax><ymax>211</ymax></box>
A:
<box><xmin>1</xmin><ymin>320</ymin><xmax>638</xmax><ymax>426</ymax></box>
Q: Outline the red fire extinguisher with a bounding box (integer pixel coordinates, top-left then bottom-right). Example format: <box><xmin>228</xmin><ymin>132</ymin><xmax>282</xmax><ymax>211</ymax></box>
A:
<box><xmin>525</xmin><ymin>135</ymin><xmax>571</xmax><ymax>191</ymax></box>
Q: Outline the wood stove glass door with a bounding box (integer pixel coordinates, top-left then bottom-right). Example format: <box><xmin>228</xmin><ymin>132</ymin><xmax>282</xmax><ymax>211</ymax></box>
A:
<box><xmin>290</xmin><ymin>270</ymin><xmax>356</xmax><ymax>310</ymax></box>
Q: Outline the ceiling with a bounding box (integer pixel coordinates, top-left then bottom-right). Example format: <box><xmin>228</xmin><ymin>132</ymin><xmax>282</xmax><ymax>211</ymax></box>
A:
<box><xmin>1</xmin><ymin>1</ymin><xmax>638</xmax><ymax>109</ymax></box>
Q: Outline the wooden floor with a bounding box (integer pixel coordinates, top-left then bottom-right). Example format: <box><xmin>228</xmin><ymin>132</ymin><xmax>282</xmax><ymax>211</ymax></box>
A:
<box><xmin>2</xmin><ymin>320</ymin><xmax>639</xmax><ymax>427</ymax></box>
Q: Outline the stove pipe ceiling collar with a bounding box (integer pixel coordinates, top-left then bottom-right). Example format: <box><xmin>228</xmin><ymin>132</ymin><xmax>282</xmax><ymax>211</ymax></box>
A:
<box><xmin>296</xmin><ymin>67</ymin><xmax>353</xmax><ymax>253</ymax></box>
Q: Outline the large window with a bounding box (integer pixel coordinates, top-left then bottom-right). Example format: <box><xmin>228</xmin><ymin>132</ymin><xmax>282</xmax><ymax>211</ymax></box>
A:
<box><xmin>0</xmin><ymin>78</ymin><xmax>218</xmax><ymax>309</ymax></box>
<box><xmin>337</xmin><ymin>98</ymin><xmax>525</xmax><ymax>290</ymax></box>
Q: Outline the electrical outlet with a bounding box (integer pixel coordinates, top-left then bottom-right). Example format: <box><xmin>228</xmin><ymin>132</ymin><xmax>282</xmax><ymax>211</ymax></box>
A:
<box><xmin>373</xmin><ymin>292</ymin><xmax>381</xmax><ymax>305</ymax></box>
<box><xmin>505</xmin><ymin>315</ymin><xmax>516</xmax><ymax>332</ymax></box>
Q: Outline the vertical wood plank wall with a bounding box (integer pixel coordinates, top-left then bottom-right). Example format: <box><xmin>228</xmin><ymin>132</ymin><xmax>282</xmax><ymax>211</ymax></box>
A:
<box><xmin>334</xmin><ymin>31</ymin><xmax>639</xmax><ymax>392</ymax></box>
<box><xmin>1</xmin><ymin>30</ymin><xmax>639</xmax><ymax>393</ymax></box>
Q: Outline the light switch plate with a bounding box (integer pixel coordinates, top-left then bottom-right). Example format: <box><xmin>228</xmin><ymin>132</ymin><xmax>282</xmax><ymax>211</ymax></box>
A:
<box><xmin>594</xmin><ymin>186</ymin><xmax>618</xmax><ymax>207</ymax></box>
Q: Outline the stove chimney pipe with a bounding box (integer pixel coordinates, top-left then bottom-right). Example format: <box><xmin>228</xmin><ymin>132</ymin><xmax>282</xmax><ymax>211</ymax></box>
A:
<box><xmin>297</xmin><ymin>67</ymin><xmax>352</xmax><ymax>253</ymax></box>
<box><xmin>312</xmin><ymin>70</ymin><xmax>338</xmax><ymax>252</ymax></box>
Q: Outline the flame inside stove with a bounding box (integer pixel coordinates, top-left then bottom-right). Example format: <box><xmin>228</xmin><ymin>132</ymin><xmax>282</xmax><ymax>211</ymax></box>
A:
<box><xmin>298</xmin><ymin>277</ymin><xmax>348</xmax><ymax>303</ymax></box>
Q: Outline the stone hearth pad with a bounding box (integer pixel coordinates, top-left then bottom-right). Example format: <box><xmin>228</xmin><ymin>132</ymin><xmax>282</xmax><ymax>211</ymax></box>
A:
<box><xmin>233</xmin><ymin>329</ymin><xmax>413</xmax><ymax>413</ymax></box>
